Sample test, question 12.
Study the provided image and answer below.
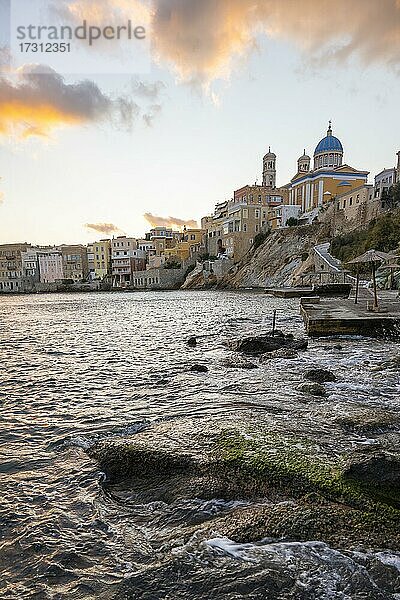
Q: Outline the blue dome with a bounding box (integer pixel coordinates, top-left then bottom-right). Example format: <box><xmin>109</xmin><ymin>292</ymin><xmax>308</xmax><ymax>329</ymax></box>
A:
<box><xmin>314</xmin><ymin>134</ymin><xmax>343</xmax><ymax>155</ymax></box>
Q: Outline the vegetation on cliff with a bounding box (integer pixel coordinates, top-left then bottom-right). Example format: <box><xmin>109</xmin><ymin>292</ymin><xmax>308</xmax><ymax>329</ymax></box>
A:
<box><xmin>331</xmin><ymin>209</ymin><xmax>400</xmax><ymax>263</ymax></box>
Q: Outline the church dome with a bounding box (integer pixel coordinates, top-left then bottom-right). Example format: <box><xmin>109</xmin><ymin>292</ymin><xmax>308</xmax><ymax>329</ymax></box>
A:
<box><xmin>314</xmin><ymin>123</ymin><xmax>343</xmax><ymax>156</ymax></box>
<box><xmin>264</xmin><ymin>146</ymin><xmax>276</xmax><ymax>159</ymax></box>
<box><xmin>313</xmin><ymin>122</ymin><xmax>344</xmax><ymax>170</ymax></box>
<box><xmin>298</xmin><ymin>150</ymin><xmax>310</xmax><ymax>161</ymax></box>
<box><xmin>314</xmin><ymin>135</ymin><xmax>343</xmax><ymax>155</ymax></box>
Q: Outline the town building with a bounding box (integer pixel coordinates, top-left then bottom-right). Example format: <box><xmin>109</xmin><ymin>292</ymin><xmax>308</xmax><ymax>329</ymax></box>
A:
<box><xmin>288</xmin><ymin>123</ymin><xmax>369</xmax><ymax>212</ymax></box>
<box><xmin>38</xmin><ymin>250</ymin><xmax>64</xmax><ymax>283</ymax></box>
<box><xmin>268</xmin><ymin>204</ymin><xmax>302</xmax><ymax>229</ymax></box>
<box><xmin>0</xmin><ymin>243</ymin><xmax>31</xmax><ymax>293</ymax></box>
<box><xmin>86</xmin><ymin>244</ymin><xmax>95</xmax><ymax>280</ymax></box>
<box><xmin>60</xmin><ymin>245</ymin><xmax>89</xmax><ymax>282</ymax></box>
<box><xmin>111</xmin><ymin>236</ymin><xmax>146</xmax><ymax>287</ymax></box>
<box><xmin>163</xmin><ymin>227</ymin><xmax>206</xmax><ymax>263</ymax></box>
<box><xmin>21</xmin><ymin>248</ymin><xmax>40</xmax><ymax>283</ymax></box>
<box><xmin>334</xmin><ymin>184</ymin><xmax>376</xmax><ymax>228</ymax></box>
<box><xmin>146</xmin><ymin>227</ymin><xmax>181</xmax><ymax>256</ymax></box>
<box><xmin>93</xmin><ymin>239</ymin><xmax>112</xmax><ymax>280</ymax></box>
<box><xmin>203</xmin><ymin>184</ymin><xmax>287</xmax><ymax>261</ymax></box>
<box><xmin>374</xmin><ymin>168</ymin><xmax>397</xmax><ymax>201</ymax></box>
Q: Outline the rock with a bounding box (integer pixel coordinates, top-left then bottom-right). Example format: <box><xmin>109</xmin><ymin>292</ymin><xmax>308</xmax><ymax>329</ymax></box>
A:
<box><xmin>227</xmin><ymin>334</ymin><xmax>308</xmax><ymax>356</ymax></box>
<box><xmin>304</xmin><ymin>368</ymin><xmax>337</xmax><ymax>383</ymax></box>
<box><xmin>221</xmin><ymin>358</ymin><xmax>258</xmax><ymax>369</ymax></box>
<box><xmin>343</xmin><ymin>452</ymin><xmax>400</xmax><ymax>490</ymax></box>
<box><xmin>334</xmin><ymin>408</ymin><xmax>400</xmax><ymax>435</ymax></box>
<box><xmin>298</xmin><ymin>383</ymin><xmax>327</xmax><ymax>397</ymax></box>
<box><xmin>189</xmin><ymin>364</ymin><xmax>208</xmax><ymax>373</ymax></box>
<box><xmin>187</xmin><ymin>336</ymin><xmax>197</xmax><ymax>347</ymax></box>
<box><xmin>88</xmin><ymin>418</ymin><xmax>400</xmax><ymax>552</ymax></box>
<box><xmin>371</xmin><ymin>354</ymin><xmax>400</xmax><ymax>372</ymax></box>
<box><xmin>259</xmin><ymin>348</ymin><xmax>299</xmax><ymax>362</ymax></box>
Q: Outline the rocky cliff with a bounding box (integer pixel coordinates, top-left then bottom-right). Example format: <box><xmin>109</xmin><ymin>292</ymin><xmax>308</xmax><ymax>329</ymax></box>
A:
<box><xmin>217</xmin><ymin>222</ymin><xmax>331</xmax><ymax>289</ymax></box>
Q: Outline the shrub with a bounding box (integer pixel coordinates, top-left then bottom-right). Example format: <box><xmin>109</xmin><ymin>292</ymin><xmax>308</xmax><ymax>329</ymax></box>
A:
<box><xmin>253</xmin><ymin>230</ymin><xmax>270</xmax><ymax>250</ymax></box>
<box><xmin>331</xmin><ymin>210</ymin><xmax>400</xmax><ymax>263</ymax></box>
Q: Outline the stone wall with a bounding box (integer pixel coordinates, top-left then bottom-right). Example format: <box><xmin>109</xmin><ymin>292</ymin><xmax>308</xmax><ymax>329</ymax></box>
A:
<box><xmin>131</xmin><ymin>267</ymin><xmax>186</xmax><ymax>290</ymax></box>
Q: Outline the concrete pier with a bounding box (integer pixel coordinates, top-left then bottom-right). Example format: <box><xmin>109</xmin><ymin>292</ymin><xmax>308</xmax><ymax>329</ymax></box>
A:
<box><xmin>265</xmin><ymin>287</ymin><xmax>314</xmax><ymax>298</ymax></box>
<box><xmin>266</xmin><ymin>283</ymin><xmax>351</xmax><ymax>299</ymax></box>
<box><xmin>301</xmin><ymin>291</ymin><xmax>400</xmax><ymax>338</ymax></box>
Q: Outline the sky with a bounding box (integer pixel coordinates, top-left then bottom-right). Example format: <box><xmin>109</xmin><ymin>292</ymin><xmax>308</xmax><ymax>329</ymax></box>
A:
<box><xmin>0</xmin><ymin>0</ymin><xmax>400</xmax><ymax>246</ymax></box>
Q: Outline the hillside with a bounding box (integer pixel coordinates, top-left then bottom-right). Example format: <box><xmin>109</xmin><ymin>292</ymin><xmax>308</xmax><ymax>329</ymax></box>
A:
<box><xmin>330</xmin><ymin>210</ymin><xmax>400</xmax><ymax>263</ymax></box>
<box><xmin>218</xmin><ymin>222</ymin><xmax>331</xmax><ymax>289</ymax></box>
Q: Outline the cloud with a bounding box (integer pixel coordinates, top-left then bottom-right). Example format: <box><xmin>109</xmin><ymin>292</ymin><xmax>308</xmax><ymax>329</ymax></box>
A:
<box><xmin>150</xmin><ymin>0</ymin><xmax>400</xmax><ymax>85</ymax></box>
<box><xmin>52</xmin><ymin>0</ymin><xmax>400</xmax><ymax>87</ymax></box>
<box><xmin>143</xmin><ymin>104</ymin><xmax>162</xmax><ymax>127</ymax></box>
<box><xmin>0</xmin><ymin>64</ymin><xmax>139</xmax><ymax>138</ymax></box>
<box><xmin>144</xmin><ymin>212</ymin><xmax>198</xmax><ymax>229</ymax></box>
<box><xmin>132</xmin><ymin>81</ymin><xmax>166</xmax><ymax>99</ymax></box>
<box><xmin>85</xmin><ymin>222</ymin><xmax>123</xmax><ymax>235</ymax></box>
<box><xmin>0</xmin><ymin>191</ymin><xmax>4</xmax><ymax>205</ymax></box>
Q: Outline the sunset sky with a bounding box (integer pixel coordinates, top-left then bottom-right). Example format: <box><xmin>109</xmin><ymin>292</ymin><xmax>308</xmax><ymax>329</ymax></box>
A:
<box><xmin>0</xmin><ymin>0</ymin><xmax>400</xmax><ymax>245</ymax></box>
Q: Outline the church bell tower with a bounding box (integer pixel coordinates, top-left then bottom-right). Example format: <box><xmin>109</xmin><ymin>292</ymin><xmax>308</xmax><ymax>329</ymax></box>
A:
<box><xmin>262</xmin><ymin>147</ymin><xmax>276</xmax><ymax>188</ymax></box>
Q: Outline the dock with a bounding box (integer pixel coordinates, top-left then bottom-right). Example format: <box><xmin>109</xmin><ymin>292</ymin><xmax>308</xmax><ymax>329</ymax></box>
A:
<box><xmin>266</xmin><ymin>283</ymin><xmax>352</xmax><ymax>299</ymax></box>
<box><xmin>301</xmin><ymin>291</ymin><xmax>400</xmax><ymax>337</ymax></box>
<box><xmin>265</xmin><ymin>287</ymin><xmax>314</xmax><ymax>298</ymax></box>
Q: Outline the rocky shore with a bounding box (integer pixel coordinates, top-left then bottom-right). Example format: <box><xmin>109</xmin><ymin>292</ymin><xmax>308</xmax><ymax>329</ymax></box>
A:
<box><xmin>87</xmin><ymin>331</ymin><xmax>400</xmax><ymax>555</ymax></box>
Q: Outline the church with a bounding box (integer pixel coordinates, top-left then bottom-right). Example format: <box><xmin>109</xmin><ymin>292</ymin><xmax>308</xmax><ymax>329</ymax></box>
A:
<box><xmin>288</xmin><ymin>123</ymin><xmax>369</xmax><ymax>212</ymax></box>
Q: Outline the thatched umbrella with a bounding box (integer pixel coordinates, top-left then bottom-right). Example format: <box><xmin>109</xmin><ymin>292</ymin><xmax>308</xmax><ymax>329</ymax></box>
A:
<box><xmin>347</xmin><ymin>249</ymin><xmax>393</xmax><ymax>309</ymax></box>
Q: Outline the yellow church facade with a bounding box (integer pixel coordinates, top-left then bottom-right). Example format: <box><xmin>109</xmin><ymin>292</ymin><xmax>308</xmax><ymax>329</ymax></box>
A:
<box><xmin>288</xmin><ymin>124</ymin><xmax>369</xmax><ymax>212</ymax></box>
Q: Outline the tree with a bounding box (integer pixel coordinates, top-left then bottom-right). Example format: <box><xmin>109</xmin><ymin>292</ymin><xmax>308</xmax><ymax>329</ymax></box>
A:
<box><xmin>286</xmin><ymin>217</ymin><xmax>299</xmax><ymax>227</ymax></box>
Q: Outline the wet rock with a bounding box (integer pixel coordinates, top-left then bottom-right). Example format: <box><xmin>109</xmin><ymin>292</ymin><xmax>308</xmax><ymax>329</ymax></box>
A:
<box><xmin>371</xmin><ymin>354</ymin><xmax>400</xmax><ymax>371</ymax></box>
<box><xmin>86</xmin><ymin>417</ymin><xmax>400</xmax><ymax>552</ymax></box>
<box><xmin>298</xmin><ymin>383</ymin><xmax>327</xmax><ymax>397</ymax></box>
<box><xmin>199</xmin><ymin>498</ymin><xmax>400</xmax><ymax>552</ymax></box>
<box><xmin>187</xmin><ymin>336</ymin><xmax>197</xmax><ymax>347</ymax></box>
<box><xmin>189</xmin><ymin>364</ymin><xmax>208</xmax><ymax>373</ymax></box>
<box><xmin>333</xmin><ymin>408</ymin><xmax>400</xmax><ymax>435</ymax></box>
<box><xmin>221</xmin><ymin>357</ymin><xmax>258</xmax><ymax>369</ymax></box>
<box><xmin>343</xmin><ymin>452</ymin><xmax>400</xmax><ymax>491</ymax></box>
<box><xmin>304</xmin><ymin>368</ymin><xmax>337</xmax><ymax>383</ymax></box>
<box><xmin>227</xmin><ymin>334</ymin><xmax>308</xmax><ymax>356</ymax></box>
<box><xmin>259</xmin><ymin>348</ymin><xmax>298</xmax><ymax>362</ymax></box>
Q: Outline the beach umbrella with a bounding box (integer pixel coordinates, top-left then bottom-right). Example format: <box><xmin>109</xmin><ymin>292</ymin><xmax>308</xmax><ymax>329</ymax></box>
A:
<box><xmin>347</xmin><ymin>249</ymin><xmax>393</xmax><ymax>309</ymax></box>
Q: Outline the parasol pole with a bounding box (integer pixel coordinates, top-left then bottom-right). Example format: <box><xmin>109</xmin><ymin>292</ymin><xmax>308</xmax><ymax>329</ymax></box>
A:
<box><xmin>372</xmin><ymin>261</ymin><xmax>378</xmax><ymax>309</ymax></box>
<box><xmin>355</xmin><ymin>266</ymin><xmax>360</xmax><ymax>304</ymax></box>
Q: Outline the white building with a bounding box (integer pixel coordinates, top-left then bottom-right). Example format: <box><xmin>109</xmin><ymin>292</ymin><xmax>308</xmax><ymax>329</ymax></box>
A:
<box><xmin>38</xmin><ymin>251</ymin><xmax>64</xmax><ymax>283</ymax></box>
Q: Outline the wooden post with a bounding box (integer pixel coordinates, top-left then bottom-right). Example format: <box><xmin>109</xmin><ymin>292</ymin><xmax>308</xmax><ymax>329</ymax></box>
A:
<box><xmin>355</xmin><ymin>268</ymin><xmax>360</xmax><ymax>304</ymax></box>
<box><xmin>272</xmin><ymin>309</ymin><xmax>277</xmax><ymax>336</ymax></box>
<box><xmin>372</xmin><ymin>262</ymin><xmax>378</xmax><ymax>309</ymax></box>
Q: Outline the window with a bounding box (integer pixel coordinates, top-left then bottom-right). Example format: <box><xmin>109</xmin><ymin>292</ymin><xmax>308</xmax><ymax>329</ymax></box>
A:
<box><xmin>255</xmin><ymin>209</ymin><xmax>260</xmax><ymax>218</ymax></box>
<box><xmin>255</xmin><ymin>224</ymin><xmax>260</xmax><ymax>233</ymax></box>
<box><xmin>243</xmin><ymin>224</ymin><xmax>247</xmax><ymax>232</ymax></box>
<box><xmin>242</xmin><ymin>208</ymin><xmax>248</xmax><ymax>219</ymax></box>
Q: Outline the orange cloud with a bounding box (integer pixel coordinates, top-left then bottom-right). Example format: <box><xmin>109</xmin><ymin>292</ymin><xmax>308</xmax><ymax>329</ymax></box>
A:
<box><xmin>0</xmin><ymin>64</ymin><xmax>139</xmax><ymax>138</ymax></box>
<box><xmin>150</xmin><ymin>0</ymin><xmax>400</xmax><ymax>85</ymax></box>
<box><xmin>144</xmin><ymin>212</ymin><xmax>198</xmax><ymax>230</ymax></box>
<box><xmin>54</xmin><ymin>0</ymin><xmax>400</xmax><ymax>86</ymax></box>
<box><xmin>85</xmin><ymin>222</ymin><xmax>123</xmax><ymax>235</ymax></box>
